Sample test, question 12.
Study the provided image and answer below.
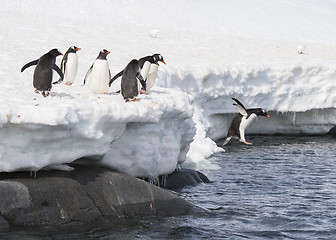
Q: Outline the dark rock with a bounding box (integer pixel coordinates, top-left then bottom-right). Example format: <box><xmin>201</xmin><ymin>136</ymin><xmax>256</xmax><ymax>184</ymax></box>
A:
<box><xmin>0</xmin><ymin>216</ymin><xmax>9</xmax><ymax>230</ymax></box>
<box><xmin>159</xmin><ymin>169</ymin><xmax>212</xmax><ymax>190</ymax></box>
<box><xmin>0</xmin><ymin>165</ymin><xmax>200</xmax><ymax>227</ymax></box>
<box><xmin>327</xmin><ymin>126</ymin><xmax>336</xmax><ymax>137</ymax></box>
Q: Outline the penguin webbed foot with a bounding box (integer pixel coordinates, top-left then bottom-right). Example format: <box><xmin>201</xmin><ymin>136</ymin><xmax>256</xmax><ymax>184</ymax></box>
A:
<box><xmin>140</xmin><ymin>89</ymin><xmax>149</xmax><ymax>95</ymax></box>
<box><xmin>42</xmin><ymin>91</ymin><xmax>48</xmax><ymax>97</ymax></box>
<box><xmin>39</xmin><ymin>90</ymin><xmax>49</xmax><ymax>98</ymax></box>
<box><xmin>243</xmin><ymin>141</ymin><xmax>253</xmax><ymax>145</ymax></box>
<box><xmin>125</xmin><ymin>97</ymin><xmax>140</xmax><ymax>102</ymax></box>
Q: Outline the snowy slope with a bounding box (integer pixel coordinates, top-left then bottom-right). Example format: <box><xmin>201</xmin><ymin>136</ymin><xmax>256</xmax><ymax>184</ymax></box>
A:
<box><xmin>0</xmin><ymin>0</ymin><xmax>336</xmax><ymax>175</ymax></box>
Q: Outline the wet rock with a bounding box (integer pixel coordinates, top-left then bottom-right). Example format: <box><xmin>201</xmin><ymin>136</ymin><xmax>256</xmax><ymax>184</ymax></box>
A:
<box><xmin>159</xmin><ymin>169</ymin><xmax>212</xmax><ymax>190</ymax></box>
<box><xmin>0</xmin><ymin>165</ymin><xmax>200</xmax><ymax>227</ymax></box>
<box><xmin>0</xmin><ymin>216</ymin><xmax>9</xmax><ymax>230</ymax></box>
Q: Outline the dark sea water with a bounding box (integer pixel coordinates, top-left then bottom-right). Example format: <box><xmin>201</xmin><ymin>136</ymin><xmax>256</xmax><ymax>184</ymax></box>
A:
<box><xmin>1</xmin><ymin>135</ymin><xmax>336</xmax><ymax>240</ymax></box>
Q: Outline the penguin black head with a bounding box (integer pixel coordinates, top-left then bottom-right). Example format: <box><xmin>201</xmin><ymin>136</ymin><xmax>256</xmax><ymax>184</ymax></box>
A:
<box><xmin>152</xmin><ymin>54</ymin><xmax>166</xmax><ymax>66</ymax></box>
<box><xmin>69</xmin><ymin>46</ymin><xmax>81</xmax><ymax>53</ymax></box>
<box><xmin>97</xmin><ymin>49</ymin><xmax>110</xmax><ymax>59</ymax></box>
<box><xmin>48</xmin><ymin>49</ymin><xmax>63</xmax><ymax>57</ymax></box>
<box><xmin>256</xmin><ymin>108</ymin><xmax>270</xmax><ymax>118</ymax></box>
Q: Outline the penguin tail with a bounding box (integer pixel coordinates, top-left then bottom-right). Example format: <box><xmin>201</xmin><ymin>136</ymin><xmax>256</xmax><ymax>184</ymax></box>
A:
<box><xmin>222</xmin><ymin>137</ymin><xmax>232</xmax><ymax>147</ymax></box>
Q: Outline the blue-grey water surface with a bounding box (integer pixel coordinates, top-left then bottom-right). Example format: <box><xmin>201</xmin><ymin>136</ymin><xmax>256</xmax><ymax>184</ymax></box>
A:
<box><xmin>1</xmin><ymin>135</ymin><xmax>336</xmax><ymax>239</ymax></box>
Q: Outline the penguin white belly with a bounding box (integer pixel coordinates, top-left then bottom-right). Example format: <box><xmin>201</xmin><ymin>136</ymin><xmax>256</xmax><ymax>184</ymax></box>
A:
<box><xmin>90</xmin><ymin>59</ymin><xmax>110</xmax><ymax>94</ymax></box>
<box><xmin>146</xmin><ymin>64</ymin><xmax>158</xmax><ymax>90</ymax></box>
<box><xmin>64</xmin><ymin>53</ymin><xmax>78</xmax><ymax>85</ymax></box>
<box><xmin>141</xmin><ymin>61</ymin><xmax>151</xmax><ymax>79</ymax></box>
<box><xmin>139</xmin><ymin>61</ymin><xmax>151</xmax><ymax>91</ymax></box>
<box><xmin>239</xmin><ymin>114</ymin><xmax>257</xmax><ymax>141</ymax></box>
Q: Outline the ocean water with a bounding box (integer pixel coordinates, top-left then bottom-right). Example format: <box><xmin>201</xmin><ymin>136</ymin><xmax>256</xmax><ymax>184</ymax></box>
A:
<box><xmin>1</xmin><ymin>135</ymin><xmax>336</xmax><ymax>239</ymax></box>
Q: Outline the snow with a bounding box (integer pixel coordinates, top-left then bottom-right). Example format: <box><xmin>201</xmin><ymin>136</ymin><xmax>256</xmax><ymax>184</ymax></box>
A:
<box><xmin>1</xmin><ymin>0</ymin><xmax>336</xmax><ymax>176</ymax></box>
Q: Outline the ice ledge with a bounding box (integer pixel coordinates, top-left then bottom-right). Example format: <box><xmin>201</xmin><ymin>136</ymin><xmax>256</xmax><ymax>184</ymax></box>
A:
<box><xmin>0</xmin><ymin>88</ymin><xmax>195</xmax><ymax>178</ymax></box>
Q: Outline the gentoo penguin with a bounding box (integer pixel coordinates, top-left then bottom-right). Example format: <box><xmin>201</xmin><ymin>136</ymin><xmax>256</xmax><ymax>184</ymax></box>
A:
<box><xmin>83</xmin><ymin>49</ymin><xmax>111</xmax><ymax>94</ymax></box>
<box><xmin>139</xmin><ymin>53</ymin><xmax>165</xmax><ymax>93</ymax></box>
<box><xmin>121</xmin><ymin>59</ymin><xmax>146</xmax><ymax>102</ymax></box>
<box><xmin>21</xmin><ymin>49</ymin><xmax>63</xmax><ymax>97</ymax></box>
<box><xmin>222</xmin><ymin>98</ymin><xmax>270</xmax><ymax>146</ymax></box>
<box><xmin>54</xmin><ymin>46</ymin><xmax>81</xmax><ymax>85</ymax></box>
<box><xmin>109</xmin><ymin>53</ymin><xmax>165</xmax><ymax>94</ymax></box>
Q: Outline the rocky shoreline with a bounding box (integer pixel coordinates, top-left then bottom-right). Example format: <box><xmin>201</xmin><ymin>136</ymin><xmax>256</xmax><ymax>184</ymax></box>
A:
<box><xmin>0</xmin><ymin>165</ymin><xmax>209</xmax><ymax>228</ymax></box>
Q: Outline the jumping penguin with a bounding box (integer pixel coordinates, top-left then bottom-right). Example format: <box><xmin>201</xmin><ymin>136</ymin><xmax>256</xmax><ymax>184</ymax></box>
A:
<box><xmin>83</xmin><ymin>49</ymin><xmax>111</xmax><ymax>94</ymax></box>
<box><xmin>21</xmin><ymin>48</ymin><xmax>63</xmax><ymax>97</ymax></box>
<box><xmin>54</xmin><ymin>46</ymin><xmax>81</xmax><ymax>85</ymax></box>
<box><xmin>120</xmin><ymin>59</ymin><xmax>146</xmax><ymax>102</ymax></box>
<box><xmin>109</xmin><ymin>53</ymin><xmax>165</xmax><ymax>93</ymax></box>
<box><xmin>222</xmin><ymin>98</ymin><xmax>270</xmax><ymax>146</ymax></box>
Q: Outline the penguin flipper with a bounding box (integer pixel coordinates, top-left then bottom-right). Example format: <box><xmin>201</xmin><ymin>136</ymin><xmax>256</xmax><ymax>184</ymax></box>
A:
<box><xmin>83</xmin><ymin>64</ymin><xmax>93</xmax><ymax>85</ymax></box>
<box><xmin>137</xmin><ymin>72</ymin><xmax>146</xmax><ymax>91</ymax></box>
<box><xmin>53</xmin><ymin>79</ymin><xmax>63</xmax><ymax>85</ymax></box>
<box><xmin>21</xmin><ymin>59</ymin><xmax>38</xmax><ymax>72</ymax></box>
<box><xmin>53</xmin><ymin>64</ymin><xmax>64</xmax><ymax>80</ymax></box>
<box><xmin>60</xmin><ymin>53</ymin><xmax>68</xmax><ymax>73</ymax></box>
<box><xmin>109</xmin><ymin>70</ymin><xmax>124</xmax><ymax>87</ymax></box>
<box><xmin>232</xmin><ymin>98</ymin><xmax>248</xmax><ymax>116</ymax></box>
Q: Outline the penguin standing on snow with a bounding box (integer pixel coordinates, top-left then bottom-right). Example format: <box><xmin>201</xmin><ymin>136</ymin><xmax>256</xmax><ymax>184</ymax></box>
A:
<box><xmin>83</xmin><ymin>49</ymin><xmax>111</xmax><ymax>94</ymax></box>
<box><xmin>139</xmin><ymin>53</ymin><xmax>165</xmax><ymax>93</ymax></box>
<box><xmin>54</xmin><ymin>46</ymin><xmax>81</xmax><ymax>85</ymax></box>
<box><xmin>21</xmin><ymin>48</ymin><xmax>63</xmax><ymax>97</ymax></box>
<box><xmin>121</xmin><ymin>59</ymin><xmax>146</xmax><ymax>102</ymax></box>
<box><xmin>109</xmin><ymin>53</ymin><xmax>165</xmax><ymax>93</ymax></box>
<box><xmin>222</xmin><ymin>98</ymin><xmax>270</xmax><ymax>146</ymax></box>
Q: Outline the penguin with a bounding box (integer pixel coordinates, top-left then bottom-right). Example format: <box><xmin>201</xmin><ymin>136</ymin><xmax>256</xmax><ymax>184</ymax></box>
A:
<box><xmin>109</xmin><ymin>53</ymin><xmax>165</xmax><ymax>94</ymax></box>
<box><xmin>222</xmin><ymin>98</ymin><xmax>270</xmax><ymax>146</ymax></box>
<box><xmin>21</xmin><ymin>48</ymin><xmax>63</xmax><ymax>97</ymax></box>
<box><xmin>83</xmin><ymin>49</ymin><xmax>111</xmax><ymax>94</ymax></box>
<box><xmin>120</xmin><ymin>59</ymin><xmax>146</xmax><ymax>102</ymax></box>
<box><xmin>53</xmin><ymin>46</ymin><xmax>81</xmax><ymax>85</ymax></box>
<box><xmin>139</xmin><ymin>53</ymin><xmax>165</xmax><ymax>94</ymax></box>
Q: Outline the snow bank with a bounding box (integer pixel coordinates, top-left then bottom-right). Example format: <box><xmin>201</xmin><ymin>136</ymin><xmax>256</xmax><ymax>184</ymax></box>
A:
<box><xmin>1</xmin><ymin>0</ymin><xmax>336</xmax><ymax>175</ymax></box>
<box><xmin>0</xmin><ymin>87</ymin><xmax>195</xmax><ymax>178</ymax></box>
<box><xmin>158</xmin><ymin>63</ymin><xmax>336</xmax><ymax>138</ymax></box>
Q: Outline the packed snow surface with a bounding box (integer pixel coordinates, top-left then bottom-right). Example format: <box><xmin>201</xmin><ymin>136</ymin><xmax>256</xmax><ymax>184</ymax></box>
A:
<box><xmin>0</xmin><ymin>0</ymin><xmax>336</xmax><ymax>176</ymax></box>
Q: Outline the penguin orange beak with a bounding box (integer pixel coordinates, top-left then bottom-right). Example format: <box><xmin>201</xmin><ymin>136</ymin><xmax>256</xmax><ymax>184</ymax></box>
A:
<box><xmin>77</xmin><ymin>48</ymin><xmax>81</xmax><ymax>51</ymax></box>
<box><xmin>107</xmin><ymin>51</ymin><xmax>110</xmax><ymax>54</ymax></box>
<box><xmin>155</xmin><ymin>62</ymin><xmax>160</xmax><ymax>66</ymax></box>
<box><xmin>265</xmin><ymin>114</ymin><xmax>270</xmax><ymax>118</ymax></box>
<box><xmin>161</xmin><ymin>60</ymin><xmax>166</xmax><ymax>65</ymax></box>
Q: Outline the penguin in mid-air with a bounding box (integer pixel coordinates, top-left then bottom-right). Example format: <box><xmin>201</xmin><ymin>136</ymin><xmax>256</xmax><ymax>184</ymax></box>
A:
<box><xmin>83</xmin><ymin>49</ymin><xmax>111</xmax><ymax>94</ymax></box>
<box><xmin>21</xmin><ymin>48</ymin><xmax>63</xmax><ymax>97</ymax></box>
<box><xmin>54</xmin><ymin>46</ymin><xmax>81</xmax><ymax>85</ymax></box>
<box><xmin>109</xmin><ymin>53</ymin><xmax>165</xmax><ymax>93</ymax></box>
<box><xmin>222</xmin><ymin>98</ymin><xmax>270</xmax><ymax>146</ymax></box>
<box><xmin>120</xmin><ymin>59</ymin><xmax>146</xmax><ymax>102</ymax></box>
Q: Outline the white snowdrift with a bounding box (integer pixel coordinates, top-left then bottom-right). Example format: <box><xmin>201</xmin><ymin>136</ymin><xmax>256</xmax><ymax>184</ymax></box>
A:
<box><xmin>1</xmin><ymin>0</ymin><xmax>336</xmax><ymax>175</ymax></box>
<box><xmin>0</xmin><ymin>87</ymin><xmax>195</xmax><ymax>178</ymax></box>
